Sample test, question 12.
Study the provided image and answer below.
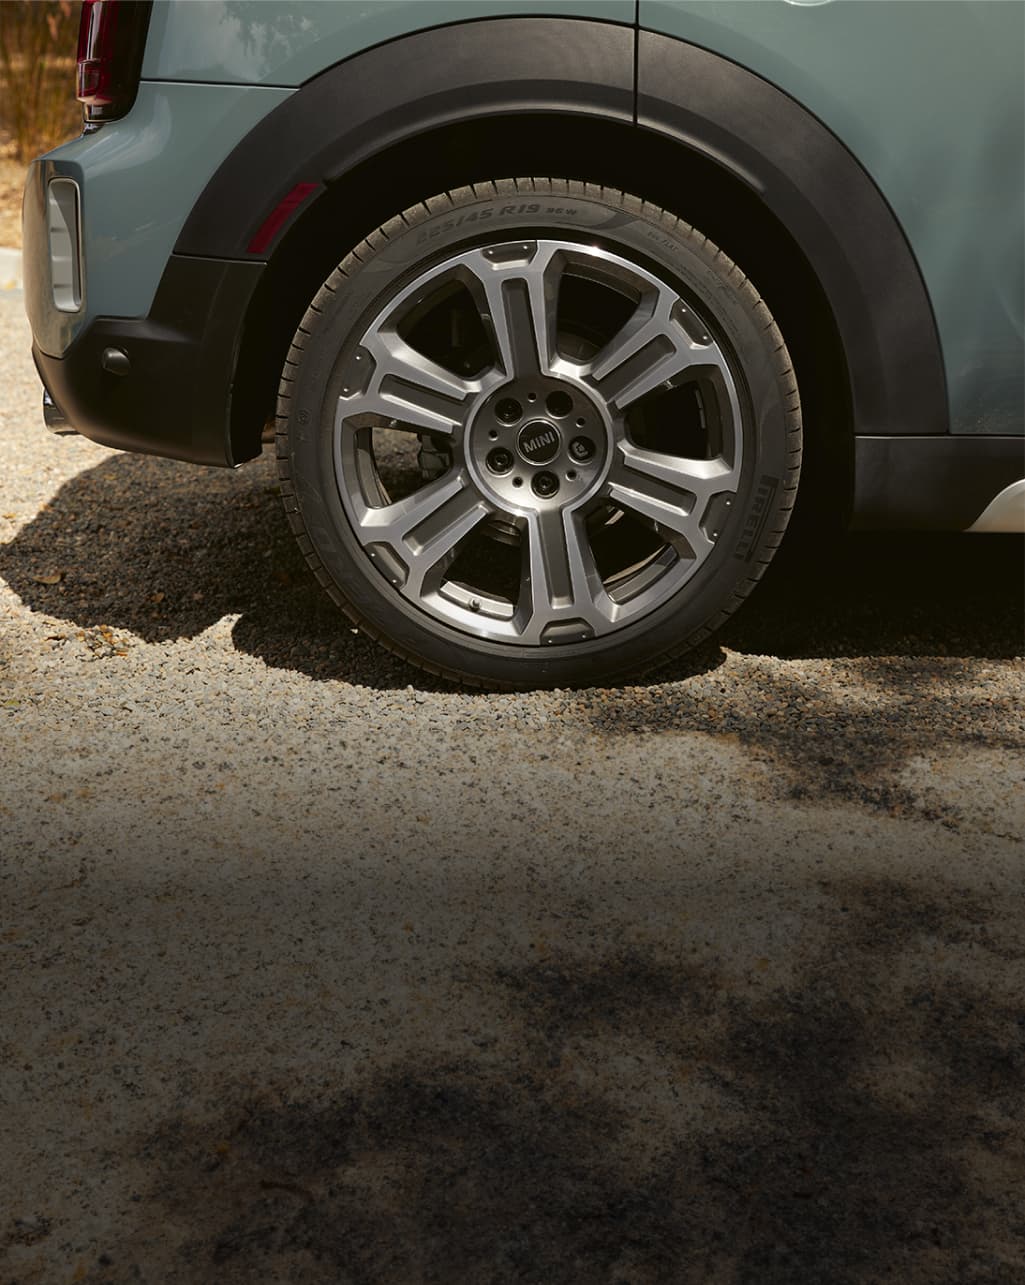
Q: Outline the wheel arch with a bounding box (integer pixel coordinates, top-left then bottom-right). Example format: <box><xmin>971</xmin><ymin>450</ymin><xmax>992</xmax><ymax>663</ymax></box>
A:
<box><xmin>178</xmin><ymin>16</ymin><xmax>944</xmax><ymax>524</ymax></box>
<box><xmin>231</xmin><ymin>112</ymin><xmax>852</xmax><ymax>521</ymax></box>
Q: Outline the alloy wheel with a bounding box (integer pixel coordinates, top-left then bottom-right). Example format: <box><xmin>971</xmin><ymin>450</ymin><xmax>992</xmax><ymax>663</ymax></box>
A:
<box><xmin>332</xmin><ymin>239</ymin><xmax>744</xmax><ymax>648</ymax></box>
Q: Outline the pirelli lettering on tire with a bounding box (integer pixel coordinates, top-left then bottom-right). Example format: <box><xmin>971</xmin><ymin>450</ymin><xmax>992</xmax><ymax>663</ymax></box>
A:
<box><xmin>735</xmin><ymin>475</ymin><xmax>780</xmax><ymax>563</ymax></box>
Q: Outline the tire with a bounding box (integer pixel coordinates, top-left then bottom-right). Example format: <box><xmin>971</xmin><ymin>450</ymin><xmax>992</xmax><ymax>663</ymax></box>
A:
<box><xmin>276</xmin><ymin>179</ymin><xmax>801</xmax><ymax>689</ymax></box>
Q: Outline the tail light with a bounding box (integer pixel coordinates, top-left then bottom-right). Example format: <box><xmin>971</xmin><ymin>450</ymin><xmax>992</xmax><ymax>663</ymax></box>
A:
<box><xmin>76</xmin><ymin>0</ymin><xmax>152</xmax><ymax>123</ymax></box>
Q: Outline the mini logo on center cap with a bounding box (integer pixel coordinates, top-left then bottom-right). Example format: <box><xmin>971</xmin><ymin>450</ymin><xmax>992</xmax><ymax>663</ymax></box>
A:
<box><xmin>517</xmin><ymin>420</ymin><xmax>561</xmax><ymax>465</ymax></box>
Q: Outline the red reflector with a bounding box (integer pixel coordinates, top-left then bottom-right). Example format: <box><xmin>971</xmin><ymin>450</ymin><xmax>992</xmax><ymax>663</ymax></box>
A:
<box><xmin>247</xmin><ymin>183</ymin><xmax>320</xmax><ymax>255</ymax></box>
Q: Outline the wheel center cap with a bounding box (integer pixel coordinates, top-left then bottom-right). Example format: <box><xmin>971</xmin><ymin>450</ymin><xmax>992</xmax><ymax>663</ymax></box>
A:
<box><xmin>517</xmin><ymin>420</ymin><xmax>561</xmax><ymax>465</ymax></box>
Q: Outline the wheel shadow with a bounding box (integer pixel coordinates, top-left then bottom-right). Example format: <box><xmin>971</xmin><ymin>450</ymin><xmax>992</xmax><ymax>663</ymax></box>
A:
<box><xmin>0</xmin><ymin>449</ymin><xmax>1021</xmax><ymax>690</ymax></box>
<box><xmin>0</xmin><ymin>449</ymin><xmax>455</xmax><ymax>689</ymax></box>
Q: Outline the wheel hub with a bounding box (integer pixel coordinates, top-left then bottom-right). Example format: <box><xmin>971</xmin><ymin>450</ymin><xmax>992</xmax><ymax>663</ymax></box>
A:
<box><xmin>517</xmin><ymin>421</ymin><xmax>561</xmax><ymax>465</ymax></box>
<box><xmin>467</xmin><ymin>375</ymin><xmax>609</xmax><ymax>513</ymax></box>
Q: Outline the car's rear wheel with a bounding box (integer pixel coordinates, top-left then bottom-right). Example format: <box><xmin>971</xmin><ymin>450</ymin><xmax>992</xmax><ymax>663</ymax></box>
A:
<box><xmin>276</xmin><ymin>179</ymin><xmax>801</xmax><ymax>688</ymax></box>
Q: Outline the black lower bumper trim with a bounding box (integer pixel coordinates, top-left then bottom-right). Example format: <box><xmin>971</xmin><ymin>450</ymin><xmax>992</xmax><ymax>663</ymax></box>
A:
<box><xmin>853</xmin><ymin>434</ymin><xmax>1025</xmax><ymax>530</ymax></box>
<box><xmin>33</xmin><ymin>255</ymin><xmax>264</xmax><ymax>468</ymax></box>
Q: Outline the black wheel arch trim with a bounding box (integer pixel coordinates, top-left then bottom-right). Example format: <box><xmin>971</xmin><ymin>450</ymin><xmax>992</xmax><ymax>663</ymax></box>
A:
<box><xmin>52</xmin><ymin>16</ymin><xmax>953</xmax><ymax>492</ymax></box>
<box><xmin>636</xmin><ymin>29</ymin><xmax>947</xmax><ymax>441</ymax></box>
<box><xmin>171</xmin><ymin>17</ymin><xmax>948</xmax><ymax>450</ymax></box>
<box><xmin>852</xmin><ymin>436</ymin><xmax>1025</xmax><ymax>531</ymax></box>
<box><xmin>173</xmin><ymin>16</ymin><xmax>635</xmax><ymax>260</ymax></box>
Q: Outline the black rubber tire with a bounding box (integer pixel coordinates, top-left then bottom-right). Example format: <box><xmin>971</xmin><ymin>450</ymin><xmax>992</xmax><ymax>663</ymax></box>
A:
<box><xmin>276</xmin><ymin>179</ymin><xmax>801</xmax><ymax>690</ymax></box>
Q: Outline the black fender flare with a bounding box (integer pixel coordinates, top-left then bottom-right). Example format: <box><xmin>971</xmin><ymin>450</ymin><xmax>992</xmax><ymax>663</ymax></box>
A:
<box><xmin>636</xmin><ymin>30</ymin><xmax>946</xmax><ymax>439</ymax></box>
<box><xmin>172</xmin><ymin>17</ymin><xmax>946</xmax><ymax>459</ymax></box>
<box><xmin>174</xmin><ymin>16</ymin><xmax>635</xmax><ymax>258</ymax></box>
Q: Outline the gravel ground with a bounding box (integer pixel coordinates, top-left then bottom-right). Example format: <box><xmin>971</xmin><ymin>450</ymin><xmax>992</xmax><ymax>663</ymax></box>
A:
<box><xmin>1</xmin><ymin>289</ymin><xmax>1024</xmax><ymax>1283</ymax></box>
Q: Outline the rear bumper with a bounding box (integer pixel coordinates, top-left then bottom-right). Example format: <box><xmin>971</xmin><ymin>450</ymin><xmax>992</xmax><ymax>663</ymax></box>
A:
<box><xmin>33</xmin><ymin>254</ymin><xmax>265</xmax><ymax>468</ymax></box>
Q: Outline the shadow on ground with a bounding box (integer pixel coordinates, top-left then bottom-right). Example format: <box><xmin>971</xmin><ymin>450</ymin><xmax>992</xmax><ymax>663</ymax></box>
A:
<box><xmin>4</xmin><ymin>456</ymin><xmax>1025</xmax><ymax>1282</ymax></box>
<box><xmin>0</xmin><ymin>450</ymin><xmax>1021</xmax><ymax>691</ymax></box>
<box><xmin>572</xmin><ymin>651</ymin><xmax>1024</xmax><ymax>827</ymax></box>
<box><xmin>8</xmin><ymin>869</ymin><xmax>1019</xmax><ymax>1285</ymax></box>
<box><xmin>2</xmin><ymin>451</ymin><xmax>1022</xmax><ymax>831</ymax></box>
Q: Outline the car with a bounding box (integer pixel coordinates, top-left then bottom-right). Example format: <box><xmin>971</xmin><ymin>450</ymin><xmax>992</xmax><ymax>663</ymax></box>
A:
<box><xmin>23</xmin><ymin>0</ymin><xmax>1024</xmax><ymax>689</ymax></box>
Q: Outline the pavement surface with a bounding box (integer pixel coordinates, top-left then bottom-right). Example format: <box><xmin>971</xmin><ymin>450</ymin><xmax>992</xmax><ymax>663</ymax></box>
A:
<box><xmin>1</xmin><ymin>288</ymin><xmax>1024</xmax><ymax>1283</ymax></box>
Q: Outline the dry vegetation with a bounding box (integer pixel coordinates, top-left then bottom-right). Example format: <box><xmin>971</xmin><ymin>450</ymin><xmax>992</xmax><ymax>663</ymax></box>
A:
<box><xmin>1</xmin><ymin>138</ymin><xmax>24</xmax><ymax>246</ymax></box>
<box><xmin>0</xmin><ymin>1</ymin><xmax>82</xmax><ymax>247</ymax></box>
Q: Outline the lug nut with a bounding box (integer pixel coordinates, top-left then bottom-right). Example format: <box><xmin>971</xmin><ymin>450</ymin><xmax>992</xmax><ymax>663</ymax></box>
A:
<box><xmin>532</xmin><ymin>471</ymin><xmax>559</xmax><ymax>498</ymax></box>
<box><xmin>487</xmin><ymin>447</ymin><xmax>514</xmax><ymax>474</ymax></box>
<box><xmin>546</xmin><ymin>390</ymin><xmax>573</xmax><ymax>418</ymax></box>
<box><xmin>569</xmin><ymin>436</ymin><xmax>596</xmax><ymax>462</ymax></box>
<box><xmin>495</xmin><ymin>397</ymin><xmax>522</xmax><ymax>424</ymax></box>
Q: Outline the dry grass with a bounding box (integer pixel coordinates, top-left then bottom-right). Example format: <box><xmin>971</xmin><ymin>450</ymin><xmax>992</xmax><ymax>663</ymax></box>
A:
<box><xmin>0</xmin><ymin>138</ymin><xmax>25</xmax><ymax>247</ymax></box>
<box><xmin>0</xmin><ymin>0</ymin><xmax>81</xmax><ymax>245</ymax></box>
<box><xmin>0</xmin><ymin>1</ymin><xmax>81</xmax><ymax>162</ymax></box>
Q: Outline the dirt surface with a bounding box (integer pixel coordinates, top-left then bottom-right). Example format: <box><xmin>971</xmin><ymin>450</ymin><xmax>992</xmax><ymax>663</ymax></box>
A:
<box><xmin>1</xmin><ymin>289</ymin><xmax>1024</xmax><ymax>1283</ymax></box>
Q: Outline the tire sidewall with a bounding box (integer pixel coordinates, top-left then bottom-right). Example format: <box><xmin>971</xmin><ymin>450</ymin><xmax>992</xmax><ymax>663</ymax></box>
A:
<box><xmin>284</xmin><ymin>186</ymin><xmax>794</xmax><ymax>686</ymax></box>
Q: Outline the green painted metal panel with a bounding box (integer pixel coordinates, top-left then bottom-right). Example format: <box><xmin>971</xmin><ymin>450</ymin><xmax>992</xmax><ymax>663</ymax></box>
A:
<box><xmin>36</xmin><ymin>81</ymin><xmax>292</xmax><ymax>351</ymax></box>
<box><xmin>640</xmin><ymin>0</ymin><xmax>1023</xmax><ymax>433</ymax></box>
<box><xmin>142</xmin><ymin>0</ymin><xmax>635</xmax><ymax>86</ymax></box>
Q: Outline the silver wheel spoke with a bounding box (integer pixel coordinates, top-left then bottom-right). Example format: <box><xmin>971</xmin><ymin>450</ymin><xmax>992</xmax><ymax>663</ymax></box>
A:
<box><xmin>608</xmin><ymin>444</ymin><xmax>738</xmax><ymax>551</ymax></box>
<box><xmin>345</xmin><ymin>331</ymin><xmax>479</xmax><ymax>435</ymax></box>
<box><xmin>332</xmin><ymin>236</ymin><xmax>749</xmax><ymax>647</ymax></box>
<box><xmin>587</xmin><ymin>291</ymin><xmax>727</xmax><ymax>412</ymax></box>
<box><xmin>359</xmin><ymin>474</ymin><xmax>491</xmax><ymax>595</ymax></box>
<box><xmin>463</xmin><ymin>245</ymin><xmax>561</xmax><ymax>378</ymax></box>
<box><xmin>517</xmin><ymin>508</ymin><xmax>614</xmax><ymax>642</ymax></box>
